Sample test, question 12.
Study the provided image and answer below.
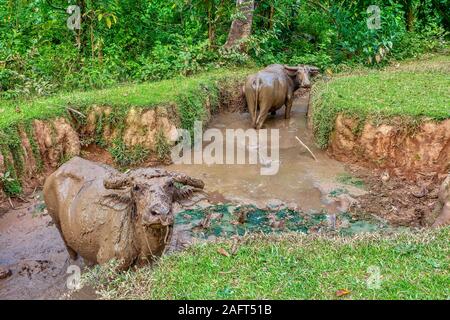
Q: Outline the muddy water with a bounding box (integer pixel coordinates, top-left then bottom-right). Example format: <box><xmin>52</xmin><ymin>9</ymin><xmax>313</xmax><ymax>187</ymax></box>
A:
<box><xmin>0</xmin><ymin>193</ymin><xmax>72</xmax><ymax>299</ymax></box>
<box><xmin>0</xmin><ymin>194</ymin><xmax>96</xmax><ymax>300</ymax></box>
<box><xmin>168</xmin><ymin>94</ymin><xmax>365</xmax><ymax>212</ymax></box>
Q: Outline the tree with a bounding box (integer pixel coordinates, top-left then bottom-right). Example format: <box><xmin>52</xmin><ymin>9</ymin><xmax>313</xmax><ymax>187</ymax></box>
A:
<box><xmin>223</xmin><ymin>0</ymin><xmax>254</xmax><ymax>50</ymax></box>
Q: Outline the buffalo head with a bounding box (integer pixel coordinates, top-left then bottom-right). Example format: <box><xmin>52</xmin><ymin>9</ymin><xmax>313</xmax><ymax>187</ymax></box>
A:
<box><xmin>104</xmin><ymin>168</ymin><xmax>204</xmax><ymax>228</ymax></box>
<box><xmin>284</xmin><ymin>65</ymin><xmax>320</xmax><ymax>88</ymax></box>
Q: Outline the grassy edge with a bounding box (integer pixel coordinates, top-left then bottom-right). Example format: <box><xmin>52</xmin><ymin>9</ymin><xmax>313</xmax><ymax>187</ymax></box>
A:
<box><xmin>311</xmin><ymin>56</ymin><xmax>450</xmax><ymax>149</ymax></box>
<box><xmin>82</xmin><ymin>227</ymin><xmax>450</xmax><ymax>300</ymax></box>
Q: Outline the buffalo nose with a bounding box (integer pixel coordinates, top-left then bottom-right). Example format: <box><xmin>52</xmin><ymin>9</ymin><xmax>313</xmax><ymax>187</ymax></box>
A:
<box><xmin>148</xmin><ymin>205</ymin><xmax>170</xmax><ymax>217</ymax></box>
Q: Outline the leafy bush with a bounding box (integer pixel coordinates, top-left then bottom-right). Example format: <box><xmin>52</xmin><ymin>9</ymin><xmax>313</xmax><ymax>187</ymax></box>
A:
<box><xmin>108</xmin><ymin>139</ymin><xmax>150</xmax><ymax>167</ymax></box>
<box><xmin>0</xmin><ymin>171</ymin><xmax>22</xmax><ymax>196</ymax></box>
<box><xmin>155</xmin><ymin>130</ymin><xmax>171</xmax><ymax>161</ymax></box>
<box><xmin>394</xmin><ymin>24</ymin><xmax>449</xmax><ymax>59</ymax></box>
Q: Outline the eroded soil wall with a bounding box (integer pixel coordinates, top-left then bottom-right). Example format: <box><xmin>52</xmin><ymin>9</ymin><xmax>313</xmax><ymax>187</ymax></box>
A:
<box><xmin>0</xmin><ymin>82</ymin><xmax>244</xmax><ymax>201</ymax></box>
<box><xmin>328</xmin><ymin>114</ymin><xmax>450</xmax><ymax>174</ymax></box>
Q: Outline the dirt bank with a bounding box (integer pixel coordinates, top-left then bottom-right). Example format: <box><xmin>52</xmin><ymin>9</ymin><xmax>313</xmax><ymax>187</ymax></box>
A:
<box><xmin>0</xmin><ymin>80</ymin><xmax>244</xmax><ymax>201</ymax></box>
<box><xmin>328</xmin><ymin>115</ymin><xmax>450</xmax><ymax>175</ymax></box>
<box><xmin>347</xmin><ymin>166</ymin><xmax>446</xmax><ymax>227</ymax></box>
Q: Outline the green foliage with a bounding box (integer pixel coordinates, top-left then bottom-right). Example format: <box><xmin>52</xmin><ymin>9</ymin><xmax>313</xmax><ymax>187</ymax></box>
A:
<box><xmin>136</xmin><ymin>39</ymin><xmax>219</xmax><ymax>81</ymax></box>
<box><xmin>0</xmin><ymin>170</ymin><xmax>22</xmax><ymax>196</ymax></box>
<box><xmin>108</xmin><ymin>139</ymin><xmax>149</xmax><ymax>167</ymax></box>
<box><xmin>394</xmin><ymin>24</ymin><xmax>449</xmax><ymax>60</ymax></box>
<box><xmin>155</xmin><ymin>130</ymin><xmax>171</xmax><ymax>161</ymax></box>
<box><xmin>0</xmin><ymin>0</ymin><xmax>448</xmax><ymax>100</ymax></box>
<box><xmin>0</xmin><ymin>143</ymin><xmax>22</xmax><ymax>196</ymax></box>
<box><xmin>0</xmin><ymin>69</ymin><xmax>249</xmax><ymax>131</ymax></box>
<box><xmin>336</xmin><ymin>173</ymin><xmax>365</xmax><ymax>189</ymax></box>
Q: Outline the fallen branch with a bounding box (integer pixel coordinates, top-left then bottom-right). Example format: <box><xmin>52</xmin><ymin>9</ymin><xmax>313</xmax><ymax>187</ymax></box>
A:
<box><xmin>17</xmin><ymin>196</ymin><xmax>29</xmax><ymax>203</ymax></box>
<box><xmin>8</xmin><ymin>197</ymin><xmax>14</xmax><ymax>209</ymax></box>
<box><xmin>66</xmin><ymin>107</ymin><xmax>86</xmax><ymax>118</ymax></box>
<box><xmin>295</xmin><ymin>136</ymin><xmax>318</xmax><ymax>162</ymax></box>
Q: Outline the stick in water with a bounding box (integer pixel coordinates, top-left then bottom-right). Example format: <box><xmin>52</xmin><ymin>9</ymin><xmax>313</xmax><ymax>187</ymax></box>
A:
<box><xmin>295</xmin><ymin>136</ymin><xmax>318</xmax><ymax>162</ymax></box>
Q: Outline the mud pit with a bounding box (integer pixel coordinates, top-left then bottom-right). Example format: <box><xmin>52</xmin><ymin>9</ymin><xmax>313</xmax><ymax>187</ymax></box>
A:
<box><xmin>167</xmin><ymin>95</ymin><xmax>366</xmax><ymax>211</ymax></box>
<box><xmin>0</xmin><ymin>93</ymin><xmax>443</xmax><ymax>299</ymax></box>
<box><xmin>0</xmin><ymin>192</ymin><xmax>79</xmax><ymax>299</ymax></box>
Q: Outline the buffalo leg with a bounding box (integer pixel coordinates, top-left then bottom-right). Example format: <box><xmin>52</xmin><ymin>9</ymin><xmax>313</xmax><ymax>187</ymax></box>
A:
<box><xmin>244</xmin><ymin>81</ymin><xmax>258</xmax><ymax>128</ymax></box>
<box><xmin>255</xmin><ymin>103</ymin><xmax>270</xmax><ymax>129</ymax></box>
<box><xmin>249</xmin><ymin>104</ymin><xmax>257</xmax><ymax>128</ymax></box>
<box><xmin>53</xmin><ymin>220</ymin><xmax>78</xmax><ymax>260</ymax></box>
<box><xmin>285</xmin><ymin>91</ymin><xmax>293</xmax><ymax>119</ymax></box>
<box><xmin>62</xmin><ymin>234</ymin><xmax>78</xmax><ymax>260</ymax></box>
<box><xmin>432</xmin><ymin>201</ymin><xmax>450</xmax><ymax>227</ymax></box>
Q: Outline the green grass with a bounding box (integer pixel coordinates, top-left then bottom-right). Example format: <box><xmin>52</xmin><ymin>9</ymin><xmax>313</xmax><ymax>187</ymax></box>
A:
<box><xmin>84</xmin><ymin>227</ymin><xmax>449</xmax><ymax>300</ymax></box>
<box><xmin>312</xmin><ymin>55</ymin><xmax>450</xmax><ymax>148</ymax></box>
<box><xmin>0</xmin><ymin>68</ymin><xmax>251</xmax><ymax>131</ymax></box>
<box><xmin>336</xmin><ymin>173</ymin><xmax>365</xmax><ymax>189</ymax></box>
<box><xmin>108</xmin><ymin>139</ymin><xmax>150</xmax><ymax>167</ymax></box>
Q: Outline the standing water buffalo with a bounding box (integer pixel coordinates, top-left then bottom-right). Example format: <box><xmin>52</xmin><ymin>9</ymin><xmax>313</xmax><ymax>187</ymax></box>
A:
<box><xmin>44</xmin><ymin>157</ymin><xmax>204</xmax><ymax>269</ymax></box>
<box><xmin>244</xmin><ymin>64</ymin><xmax>319</xmax><ymax>129</ymax></box>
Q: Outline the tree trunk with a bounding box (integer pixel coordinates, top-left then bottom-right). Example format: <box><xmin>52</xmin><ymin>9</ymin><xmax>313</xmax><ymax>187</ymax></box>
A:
<box><xmin>207</xmin><ymin>1</ymin><xmax>216</xmax><ymax>48</ymax></box>
<box><xmin>406</xmin><ymin>5</ymin><xmax>415</xmax><ymax>31</ymax></box>
<box><xmin>404</xmin><ymin>0</ymin><xmax>417</xmax><ymax>32</ymax></box>
<box><xmin>75</xmin><ymin>0</ymin><xmax>86</xmax><ymax>53</ymax></box>
<box><xmin>224</xmin><ymin>0</ymin><xmax>255</xmax><ymax>50</ymax></box>
<box><xmin>269</xmin><ymin>5</ymin><xmax>275</xmax><ymax>30</ymax></box>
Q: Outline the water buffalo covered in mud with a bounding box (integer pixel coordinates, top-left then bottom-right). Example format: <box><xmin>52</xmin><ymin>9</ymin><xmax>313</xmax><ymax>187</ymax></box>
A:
<box><xmin>43</xmin><ymin>157</ymin><xmax>204</xmax><ymax>269</ymax></box>
<box><xmin>244</xmin><ymin>64</ymin><xmax>319</xmax><ymax>129</ymax></box>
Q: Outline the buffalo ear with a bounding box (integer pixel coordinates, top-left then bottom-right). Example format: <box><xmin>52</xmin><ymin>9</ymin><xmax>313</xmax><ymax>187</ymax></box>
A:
<box><xmin>307</xmin><ymin>65</ymin><xmax>320</xmax><ymax>75</ymax></box>
<box><xmin>284</xmin><ymin>65</ymin><xmax>299</xmax><ymax>77</ymax></box>
<box><xmin>170</xmin><ymin>172</ymin><xmax>205</xmax><ymax>189</ymax></box>
<box><xmin>173</xmin><ymin>185</ymin><xmax>195</xmax><ymax>201</ymax></box>
<box><xmin>99</xmin><ymin>193</ymin><xmax>133</xmax><ymax>211</ymax></box>
<box><xmin>104</xmin><ymin>172</ymin><xmax>131</xmax><ymax>190</ymax></box>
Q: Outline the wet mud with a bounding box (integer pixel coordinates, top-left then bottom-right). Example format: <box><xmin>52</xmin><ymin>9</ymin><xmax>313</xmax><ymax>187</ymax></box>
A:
<box><xmin>0</xmin><ymin>192</ymin><xmax>76</xmax><ymax>299</ymax></box>
<box><xmin>167</xmin><ymin>95</ymin><xmax>366</xmax><ymax>212</ymax></box>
